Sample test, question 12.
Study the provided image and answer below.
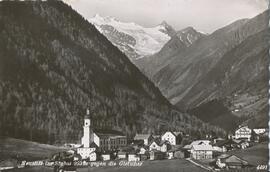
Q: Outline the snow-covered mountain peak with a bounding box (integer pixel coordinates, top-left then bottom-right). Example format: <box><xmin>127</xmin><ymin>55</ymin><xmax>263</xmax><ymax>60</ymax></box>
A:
<box><xmin>88</xmin><ymin>14</ymin><xmax>171</xmax><ymax>60</ymax></box>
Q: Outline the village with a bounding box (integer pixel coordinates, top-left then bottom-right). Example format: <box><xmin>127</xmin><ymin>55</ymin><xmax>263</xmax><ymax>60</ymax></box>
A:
<box><xmin>45</xmin><ymin>109</ymin><xmax>268</xmax><ymax>172</ymax></box>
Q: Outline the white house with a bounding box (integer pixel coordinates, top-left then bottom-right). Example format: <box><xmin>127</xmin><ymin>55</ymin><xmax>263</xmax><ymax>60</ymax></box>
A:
<box><xmin>161</xmin><ymin>131</ymin><xmax>182</xmax><ymax>145</ymax></box>
<box><xmin>183</xmin><ymin>140</ymin><xmax>211</xmax><ymax>150</ymax></box>
<box><xmin>138</xmin><ymin>147</ymin><xmax>147</xmax><ymax>155</ymax></box>
<box><xmin>213</xmin><ymin>146</ymin><xmax>226</xmax><ymax>153</ymax></box>
<box><xmin>149</xmin><ymin>140</ymin><xmax>168</xmax><ymax>152</ymax></box>
<box><xmin>77</xmin><ymin>147</ymin><xmax>96</xmax><ymax>160</ymax></box>
<box><xmin>235</xmin><ymin>126</ymin><xmax>252</xmax><ymax>141</ymax></box>
<box><xmin>253</xmin><ymin>128</ymin><xmax>267</xmax><ymax>135</ymax></box>
<box><xmin>191</xmin><ymin>145</ymin><xmax>214</xmax><ymax>160</ymax></box>
<box><xmin>128</xmin><ymin>154</ymin><xmax>140</xmax><ymax>161</ymax></box>
<box><xmin>101</xmin><ymin>154</ymin><xmax>110</xmax><ymax>161</ymax></box>
<box><xmin>117</xmin><ymin>151</ymin><xmax>127</xmax><ymax>159</ymax></box>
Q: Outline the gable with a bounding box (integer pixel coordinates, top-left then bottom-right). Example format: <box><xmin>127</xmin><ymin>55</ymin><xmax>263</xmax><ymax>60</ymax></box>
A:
<box><xmin>162</xmin><ymin>131</ymin><xmax>175</xmax><ymax>138</ymax></box>
<box><xmin>236</xmin><ymin>127</ymin><xmax>251</xmax><ymax>133</ymax></box>
<box><xmin>150</xmin><ymin>141</ymin><xmax>159</xmax><ymax>148</ymax></box>
<box><xmin>223</xmin><ymin>155</ymin><xmax>248</xmax><ymax>164</ymax></box>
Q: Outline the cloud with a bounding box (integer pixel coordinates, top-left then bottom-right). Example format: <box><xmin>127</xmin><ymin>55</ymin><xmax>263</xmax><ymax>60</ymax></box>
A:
<box><xmin>64</xmin><ymin>0</ymin><xmax>268</xmax><ymax>33</ymax></box>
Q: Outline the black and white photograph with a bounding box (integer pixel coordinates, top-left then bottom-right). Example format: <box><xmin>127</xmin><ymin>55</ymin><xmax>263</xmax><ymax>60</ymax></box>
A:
<box><xmin>0</xmin><ymin>0</ymin><xmax>269</xmax><ymax>171</ymax></box>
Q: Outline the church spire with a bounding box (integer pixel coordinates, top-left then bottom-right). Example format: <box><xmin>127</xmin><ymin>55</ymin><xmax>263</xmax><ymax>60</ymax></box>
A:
<box><xmin>85</xmin><ymin>108</ymin><xmax>91</xmax><ymax>119</ymax></box>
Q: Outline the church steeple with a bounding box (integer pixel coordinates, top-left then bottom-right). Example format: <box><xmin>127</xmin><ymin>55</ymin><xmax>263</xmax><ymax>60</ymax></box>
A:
<box><xmin>82</xmin><ymin>108</ymin><xmax>91</xmax><ymax>147</ymax></box>
<box><xmin>85</xmin><ymin>108</ymin><xmax>91</xmax><ymax>119</ymax></box>
<box><xmin>84</xmin><ymin>108</ymin><xmax>91</xmax><ymax>127</ymax></box>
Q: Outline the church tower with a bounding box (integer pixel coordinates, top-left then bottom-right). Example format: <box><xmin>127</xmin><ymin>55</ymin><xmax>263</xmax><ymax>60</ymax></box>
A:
<box><xmin>81</xmin><ymin>109</ymin><xmax>91</xmax><ymax>147</ymax></box>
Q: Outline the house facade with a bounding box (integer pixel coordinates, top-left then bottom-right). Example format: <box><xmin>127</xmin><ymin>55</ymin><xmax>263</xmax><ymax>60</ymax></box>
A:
<box><xmin>99</xmin><ymin>135</ymin><xmax>127</xmax><ymax>151</ymax></box>
<box><xmin>128</xmin><ymin>154</ymin><xmax>140</xmax><ymax>161</ymax></box>
<box><xmin>149</xmin><ymin>140</ymin><xmax>168</xmax><ymax>152</ymax></box>
<box><xmin>235</xmin><ymin>126</ymin><xmax>252</xmax><ymax>141</ymax></box>
<box><xmin>161</xmin><ymin>131</ymin><xmax>182</xmax><ymax>145</ymax></box>
<box><xmin>191</xmin><ymin>145</ymin><xmax>214</xmax><ymax>160</ymax></box>
<box><xmin>77</xmin><ymin>147</ymin><xmax>96</xmax><ymax>160</ymax></box>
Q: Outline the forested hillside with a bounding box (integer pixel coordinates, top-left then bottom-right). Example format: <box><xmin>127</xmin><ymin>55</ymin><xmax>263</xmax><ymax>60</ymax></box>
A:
<box><xmin>0</xmin><ymin>1</ymin><xmax>224</xmax><ymax>144</ymax></box>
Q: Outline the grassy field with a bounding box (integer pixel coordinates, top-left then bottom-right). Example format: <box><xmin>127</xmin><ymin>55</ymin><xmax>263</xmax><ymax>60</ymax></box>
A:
<box><xmin>4</xmin><ymin>159</ymin><xmax>207</xmax><ymax>172</ymax></box>
<box><xmin>0</xmin><ymin>137</ymin><xmax>67</xmax><ymax>161</ymax></box>
<box><xmin>228</xmin><ymin>142</ymin><xmax>268</xmax><ymax>166</ymax></box>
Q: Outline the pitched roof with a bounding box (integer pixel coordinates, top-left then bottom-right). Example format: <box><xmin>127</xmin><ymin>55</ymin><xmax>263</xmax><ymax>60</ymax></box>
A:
<box><xmin>173</xmin><ymin>132</ymin><xmax>182</xmax><ymax>136</ymax></box>
<box><xmin>191</xmin><ymin>140</ymin><xmax>211</xmax><ymax>146</ymax></box>
<box><xmin>161</xmin><ymin>131</ymin><xmax>182</xmax><ymax>137</ymax></box>
<box><xmin>192</xmin><ymin>145</ymin><xmax>214</xmax><ymax>151</ymax></box>
<box><xmin>90</xmin><ymin>142</ymin><xmax>98</xmax><ymax>148</ymax></box>
<box><xmin>134</xmin><ymin>134</ymin><xmax>152</xmax><ymax>140</ymax></box>
<box><xmin>149</xmin><ymin>138</ymin><xmax>169</xmax><ymax>146</ymax></box>
<box><xmin>183</xmin><ymin>145</ymin><xmax>192</xmax><ymax>149</ymax></box>
<box><xmin>220</xmin><ymin>155</ymin><xmax>248</xmax><ymax>165</ymax></box>
<box><xmin>236</xmin><ymin>126</ymin><xmax>251</xmax><ymax>132</ymax></box>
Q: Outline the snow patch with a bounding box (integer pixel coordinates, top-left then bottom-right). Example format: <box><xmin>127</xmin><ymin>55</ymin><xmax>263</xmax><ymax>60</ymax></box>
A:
<box><xmin>89</xmin><ymin>14</ymin><xmax>171</xmax><ymax>57</ymax></box>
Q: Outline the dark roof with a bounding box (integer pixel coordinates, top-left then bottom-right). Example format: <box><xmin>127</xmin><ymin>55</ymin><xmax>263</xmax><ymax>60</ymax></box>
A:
<box><xmin>90</xmin><ymin>142</ymin><xmax>98</xmax><ymax>148</ymax></box>
<box><xmin>214</xmin><ymin>139</ymin><xmax>239</xmax><ymax>147</ymax></box>
<box><xmin>94</xmin><ymin>129</ymin><xmax>124</xmax><ymax>136</ymax></box>
<box><xmin>134</xmin><ymin>134</ymin><xmax>152</xmax><ymax>140</ymax></box>
<box><xmin>220</xmin><ymin>155</ymin><xmax>249</xmax><ymax>166</ymax></box>
<box><xmin>149</xmin><ymin>138</ymin><xmax>169</xmax><ymax>146</ymax></box>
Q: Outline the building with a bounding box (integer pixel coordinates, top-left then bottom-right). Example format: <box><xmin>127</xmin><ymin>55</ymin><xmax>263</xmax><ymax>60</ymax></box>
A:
<box><xmin>149</xmin><ymin>139</ymin><xmax>169</xmax><ymax>152</ymax></box>
<box><xmin>81</xmin><ymin>109</ymin><xmax>100</xmax><ymax>147</ymax></box>
<box><xmin>234</xmin><ymin>126</ymin><xmax>252</xmax><ymax>141</ymax></box>
<box><xmin>134</xmin><ymin>134</ymin><xmax>154</xmax><ymax>146</ymax></box>
<box><xmin>174</xmin><ymin>150</ymin><xmax>185</xmax><ymax>159</ymax></box>
<box><xmin>78</xmin><ymin>109</ymin><xmax>127</xmax><ymax>159</ymax></box>
<box><xmin>161</xmin><ymin>131</ymin><xmax>182</xmax><ymax>145</ymax></box>
<box><xmin>101</xmin><ymin>154</ymin><xmax>110</xmax><ymax>161</ymax></box>
<box><xmin>98</xmin><ymin>134</ymin><xmax>127</xmax><ymax>151</ymax></box>
<box><xmin>117</xmin><ymin>151</ymin><xmax>127</xmax><ymax>159</ymax></box>
<box><xmin>217</xmin><ymin>155</ymin><xmax>249</xmax><ymax>169</ymax></box>
<box><xmin>191</xmin><ymin>145</ymin><xmax>214</xmax><ymax>160</ymax></box>
<box><xmin>252</xmin><ymin>128</ymin><xmax>268</xmax><ymax>142</ymax></box>
<box><xmin>128</xmin><ymin>153</ymin><xmax>140</xmax><ymax>161</ymax></box>
<box><xmin>137</xmin><ymin>146</ymin><xmax>147</xmax><ymax>155</ymax></box>
<box><xmin>77</xmin><ymin>109</ymin><xmax>98</xmax><ymax>160</ymax></box>
<box><xmin>214</xmin><ymin>139</ymin><xmax>240</xmax><ymax>151</ymax></box>
<box><xmin>77</xmin><ymin>142</ymin><xmax>98</xmax><ymax>160</ymax></box>
<box><xmin>149</xmin><ymin>150</ymin><xmax>165</xmax><ymax>160</ymax></box>
<box><xmin>253</xmin><ymin>128</ymin><xmax>267</xmax><ymax>135</ymax></box>
<box><xmin>183</xmin><ymin>140</ymin><xmax>211</xmax><ymax>150</ymax></box>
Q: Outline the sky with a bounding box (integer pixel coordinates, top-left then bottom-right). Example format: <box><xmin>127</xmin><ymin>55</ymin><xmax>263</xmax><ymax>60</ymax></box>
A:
<box><xmin>64</xmin><ymin>0</ymin><xmax>268</xmax><ymax>33</ymax></box>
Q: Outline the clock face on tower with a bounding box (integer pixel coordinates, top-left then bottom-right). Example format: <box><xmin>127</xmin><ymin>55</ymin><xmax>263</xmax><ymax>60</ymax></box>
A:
<box><xmin>85</xmin><ymin>119</ymin><xmax>90</xmax><ymax>127</ymax></box>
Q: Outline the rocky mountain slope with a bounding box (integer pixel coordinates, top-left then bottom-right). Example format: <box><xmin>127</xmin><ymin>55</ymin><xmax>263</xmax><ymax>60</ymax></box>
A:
<box><xmin>176</xmin><ymin>27</ymin><xmax>206</xmax><ymax>47</ymax></box>
<box><xmin>88</xmin><ymin>14</ymin><xmax>173</xmax><ymax>61</ymax></box>
<box><xmin>152</xmin><ymin>11</ymin><xmax>268</xmax><ymax>105</ymax></box>
<box><xmin>136</xmin><ymin>27</ymin><xmax>205</xmax><ymax>78</ymax></box>
<box><xmin>0</xmin><ymin>1</ymin><xmax>224</xmax><ymax>144</ymax></box>
<box><xmin>138</xmin><ymin>10</ymin><xmax>269</xmax><ymax>130</ymax></box>
<box><xmin>185</xmin><ymin>29</ymin><xmax>269</xmax><ymax>129</ymax></box>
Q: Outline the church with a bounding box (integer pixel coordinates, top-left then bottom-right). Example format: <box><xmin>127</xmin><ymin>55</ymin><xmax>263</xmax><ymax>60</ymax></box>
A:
<box><xmin>77</xmin><ymin>109</ymin><xmax>127</xmax><ymax>160</ymax></box>
<box><xmin>77</xmin><ymin>109</ymin><xmax>99</xmax><ymax>161</ymax></box>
